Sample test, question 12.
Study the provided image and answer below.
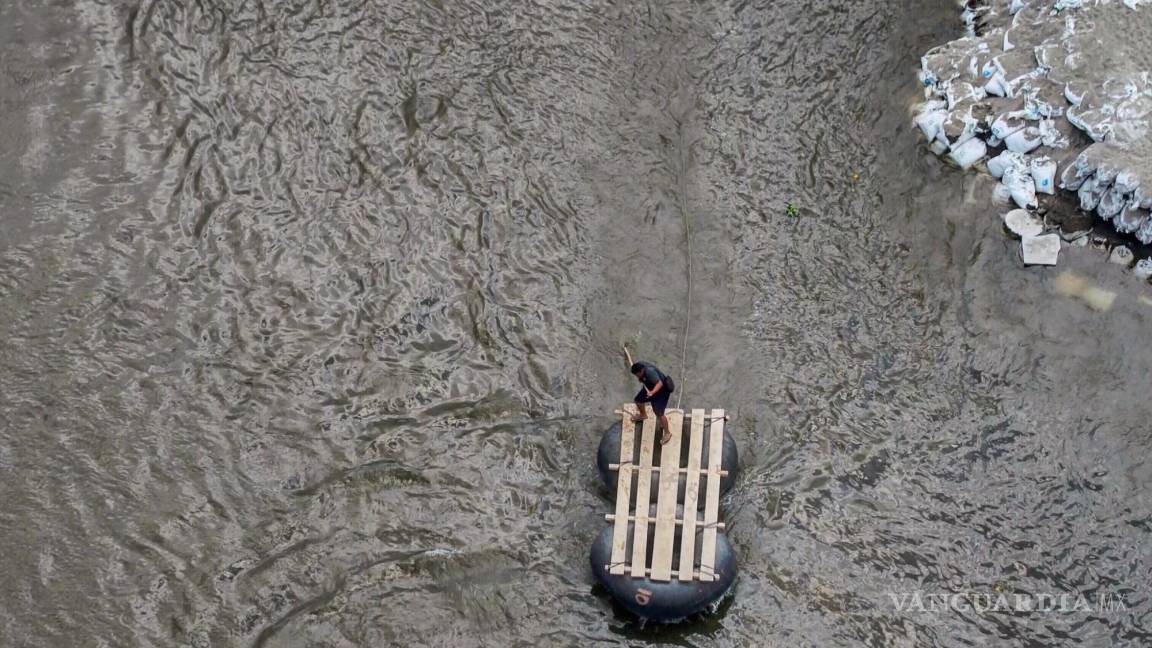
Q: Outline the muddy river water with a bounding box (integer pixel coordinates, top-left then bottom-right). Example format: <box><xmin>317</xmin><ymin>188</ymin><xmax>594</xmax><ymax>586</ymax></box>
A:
<box><xmin>2</xmin><ymin>1</ymin><xmax>1151</xmax><ymax>646</ymax></box>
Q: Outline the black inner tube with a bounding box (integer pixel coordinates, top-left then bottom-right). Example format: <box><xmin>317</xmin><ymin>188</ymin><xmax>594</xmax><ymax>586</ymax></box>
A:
<box><xmin>596</xmin><ymin>420</ymin><xmax>740</xmax><ymax>506</ymax></box>
<box><xmin>589</xmin><ymin>504</ymin><xmax>738</xmax><ymax>622</ymax></box>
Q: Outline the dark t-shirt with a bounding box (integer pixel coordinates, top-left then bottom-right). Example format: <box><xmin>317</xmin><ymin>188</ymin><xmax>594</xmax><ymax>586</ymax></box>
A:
<box><xmin>635</xmin><ymin>362</ymin><xmax>672</xmax><ymax>391</ymax></box>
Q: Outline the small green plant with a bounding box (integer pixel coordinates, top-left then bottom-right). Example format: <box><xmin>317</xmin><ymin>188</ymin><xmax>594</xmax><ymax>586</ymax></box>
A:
<box><xmin>785</xmin><ymin>202</ymin><xmax>799</xmax><ymax>218</ymax></box>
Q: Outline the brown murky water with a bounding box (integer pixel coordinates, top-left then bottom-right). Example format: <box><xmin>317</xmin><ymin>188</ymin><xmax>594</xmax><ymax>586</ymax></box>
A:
<box><xmin>2</xmin><ymin>1</ymin><xmax>1152</xmax><ymax>646</ymax></box>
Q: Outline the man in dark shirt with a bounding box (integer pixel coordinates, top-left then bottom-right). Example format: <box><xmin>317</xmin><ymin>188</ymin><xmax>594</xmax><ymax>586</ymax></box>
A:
<box><xmin>630</xmin><ymin>361</ymin><xmax>676</xmax><ymax>444</ymax></box>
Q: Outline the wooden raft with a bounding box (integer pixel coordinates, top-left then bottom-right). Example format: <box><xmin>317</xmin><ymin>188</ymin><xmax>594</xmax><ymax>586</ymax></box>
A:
<box><xmin>606</xmin><ymin>404</ymin><xmax>727</xmax><ymax>582</ymax></box>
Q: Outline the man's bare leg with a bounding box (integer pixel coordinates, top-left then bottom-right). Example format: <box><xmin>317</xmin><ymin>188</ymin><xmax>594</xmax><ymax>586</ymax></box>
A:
<box><xmin>632</xmin><ymin>403</ymin><xmax>648</xmax><ymax>422</ymax></box>
<box><xmin>659</xmin><ymin>414</ymin><xmax>671</xmax><ymax>444</ymax></box>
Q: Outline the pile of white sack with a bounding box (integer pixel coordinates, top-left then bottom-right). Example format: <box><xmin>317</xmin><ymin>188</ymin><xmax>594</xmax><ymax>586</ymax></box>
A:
<box><xmin>915</xmin><ymin>0</ymin><xmax>1152</xmax><ymax>265</ymax></box>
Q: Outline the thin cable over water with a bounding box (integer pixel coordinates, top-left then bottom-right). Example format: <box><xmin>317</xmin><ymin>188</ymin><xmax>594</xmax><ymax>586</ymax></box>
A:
<box><xmin>674</xmin><ymin>119</ymin><xmax>693</xmax><ymax>410</ymax></box>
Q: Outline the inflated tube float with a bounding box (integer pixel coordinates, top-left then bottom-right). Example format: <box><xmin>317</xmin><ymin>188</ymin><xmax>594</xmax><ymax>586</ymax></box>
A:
<box><xmin>590</xmin><ymin>405</ymin><xmax>739</xmax><ymax>621</ymax></box>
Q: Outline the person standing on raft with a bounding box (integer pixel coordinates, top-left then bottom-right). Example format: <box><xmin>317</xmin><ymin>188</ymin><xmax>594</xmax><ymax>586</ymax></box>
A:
<box><xmin>630</xmin><ymin>361</ymin><xmax>676</xmax><ymax>444</ymax></box>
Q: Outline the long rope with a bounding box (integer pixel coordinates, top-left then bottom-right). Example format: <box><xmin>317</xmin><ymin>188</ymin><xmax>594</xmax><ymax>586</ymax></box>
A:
<box><xmin>622</xmin><ymin>121</ymin><xmax>694</xmax><ymax>411</ymax></box>
<box><xmin>673</xmin><ymin>120</ymin><xmax>693</xmax><ymax>410</ymax></box>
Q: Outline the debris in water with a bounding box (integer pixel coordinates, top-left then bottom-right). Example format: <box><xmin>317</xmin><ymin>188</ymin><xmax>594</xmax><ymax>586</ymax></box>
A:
<box><xmin>1109</xmin><ymin>245</ymin><xmax>1135</xmax><ymax>267</ymax></box>
<box><xmin>1022</xmin><ymin>234</ymin><xmax>1062</xmax><ymax>265</ymax></box>
<box><xmin>1054</xmin><ymin>271</ymin><xmax>1117</xmax><ymax>311</ymax></box>
<box><xmin>1003</xmin><ymin>209</ymin><xmax>1044</xmax><ymax>237</ymax></box>
<box><xmin>1135</xmin><ymin>258</ymin><xmax>1152</xmax><ymax>281</ymax></box>
<box><xmin>1060</xmin><ymin>228</ymin><xmax>1090</xmax><ymax>242</ymax></box>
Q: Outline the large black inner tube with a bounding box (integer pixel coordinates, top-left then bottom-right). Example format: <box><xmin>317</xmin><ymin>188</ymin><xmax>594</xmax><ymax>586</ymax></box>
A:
<box><xmin>589</xmin><ymin>504</ymin><xmax>738</xmax><ymax>622</ymax></box>
<box><xmin>596</xmin><ymin>420</ymin><xmax>739</xmax><ymax>506</ymax></box>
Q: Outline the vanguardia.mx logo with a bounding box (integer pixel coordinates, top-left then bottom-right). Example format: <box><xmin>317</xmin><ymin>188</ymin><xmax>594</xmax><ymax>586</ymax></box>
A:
<box><xmin>888</xmin><ymin>591</ymin><xmax>1129</xmax><ymax>614</ymax></box>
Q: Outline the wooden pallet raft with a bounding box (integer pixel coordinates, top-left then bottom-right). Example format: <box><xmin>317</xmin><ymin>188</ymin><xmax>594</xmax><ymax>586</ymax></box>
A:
<box><xmin>606</xmin><ymin>404</ymin><xmax>728</xmax><ymax>582</ymax></box>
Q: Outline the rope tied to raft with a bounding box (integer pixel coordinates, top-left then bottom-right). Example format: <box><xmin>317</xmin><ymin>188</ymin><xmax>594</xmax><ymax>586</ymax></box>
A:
<box><xmin>621</xmin><ymin>120</ymin><xmax>694</xmax><ymax>410</ymax></box>
<box><xmin>673</xmin><ymin>118</ymin><xmax>693</xmax><ymax>411</ymax></box>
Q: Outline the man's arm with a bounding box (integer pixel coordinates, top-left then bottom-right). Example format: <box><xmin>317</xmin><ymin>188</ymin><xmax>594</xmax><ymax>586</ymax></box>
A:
<box><xmin>647</xmin><ymin>380</ymin><xmax>664</xmax><ymax>397</ymax></box>
<box><xmin>642</xmin><ymin>366</ymin><xmax>663</xmax><ymax>395</ymax></box>
<box><xmin>646</xmin><ymin>368</ymin><xmax>664</xmax><ymax>397</ymax></box>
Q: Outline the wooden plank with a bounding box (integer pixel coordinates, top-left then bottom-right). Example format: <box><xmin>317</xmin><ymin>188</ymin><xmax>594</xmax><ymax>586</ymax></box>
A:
<box><xmin>649</xmin><ymin>410</ymin><xmax>684</xmax><ymax>581</ymax></box>
<box><xmin>698</xmin><ymin>408</ymin><xmax>725</xmax><ymax>582</ymax></box>
<box><xmin>604</xmin><ymin>513</ymin><xmax>725</xmax><ymax>529</ymax></box>
<box><xmin>606</xmin><ymin>566</ymin><xmax>705</xmax><ymax>580</ymax></box>
<box><xmin>618</xmin><ymin>404</ymin><xmax>636</xmax><ymax>465</ymax></box>
<box><xmin>628</xmin><ymin>415</ymin><xmax>658</xmax><ymax>577</ymax></box>
<box><xmin>678</xmin><ymin>408</ymin><xmax>706</xmax><ymax>582</ymax></box>
<box><xmin>608</xmin><ymin>464</ymin><xmax>728</xmax><ymax>477</ymax></box>
<box><xmin>608</xmin><ymin>405</ymin><xmax>637</xmax><ymax>575</ymax></box>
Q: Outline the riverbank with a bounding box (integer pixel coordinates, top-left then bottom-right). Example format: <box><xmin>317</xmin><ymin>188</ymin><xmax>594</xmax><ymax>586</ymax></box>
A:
<box><xmin>915</xmin><ymin>0</ymin><xmax>1152</xmax><ymax>271</ymax></box>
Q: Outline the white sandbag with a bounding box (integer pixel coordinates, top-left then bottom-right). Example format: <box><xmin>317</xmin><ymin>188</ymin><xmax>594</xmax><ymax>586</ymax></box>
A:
<box><xmin>980</xmin><ymin>59</ymin><xmax>1001</xmax><ymax>81</ymax></box>
<box><xmin>1060</xmin><ymin>151</ymin><xmax>1099</xmax><ymax>191</ymax></box>
<box><xmin>984</xmin><ymin>72</ymin><xmax>1010</xmax><ymax>97</ymax></box>
<box><xmin>961</xmin><ymin>7</ymin><xmax>976</xmax><ymax>31</ymax></box>
<box><xmin>1066</xmin><ymin>106</ymin><xmax>1113</xmax><ymax>142</ymax></box>
<box><xmin>916</xmin><ymin>109</ymin><xmax>948</xmax><ymax>142</ymax></box>
<box><xmin>1039</xmin><ymin>119</ymin><xmax>1069</xmax><ymax>149</ymax></box>
<box><xmin>938</xmin><ymin>110</ymin><xmax>967</xmax><ymax>145</ymax></box>
<box><xmin>1005</xmin><ymin>126</ymin><xmax>1043</xmax><ymax>153</ymax></box>
<box><xmin>1137</xmin><ymin>188</ymin><xmax>1152</xmax><ymax>210</ymax></box>
<box><xmin>1114</xmin><ymin>170</ymin><xmax>1141</xmax><ymax>195</ymax></box>
<box><xmin>946</xmin><ymin>81</ymin><xmax>986</xmax><ymax>110</ymax></box>
<box><xmin>919</xmin><ymin>69</ymin><xmax>937</xmax><ymax>90</ymax></box>
<box><xmin>949</xmin><ymin>137</ymin><xmax>987</xmax><ymax>169</ymax></box>
<box><xmin>1115</xmin><ymin>203</ymin><xmax>1148</xmax><ymax>234</ymax></box>
<box><xmin>987</xmin><ymin>150</ymin><xmax>1027</xmax><ymax>179</ymax></box>
<box><xmin>1078</xmin><ymin>176</ymin><xmax>1103</xmax><ymax>211</ymax></box>
<box><xmin>1023</xmin><ymin>98</ymin><xmax>1059</xmax><ymax>121</ymax></box>
<box><xmin>990</xmin><ymin>113</ymin><xmax>1026</xmax><ymax>140</ymax></box>
<box><xmin>987</xmin><ymin>153</ymin><xmax>1010</xmax><ymax>179</ymax></box>
<box><xmin>1093</xmin><ymin>162</ymin><xmax>1119</xmax><ymax>186</ymax></box>
<box><xmin>980</xmin><ymin>59</ymin><xmax>1008</xmax><ymax>94</ymax></box>
<box><xmin>1034</xmin><ymin>43</ymin><xmax>1061</xmax><ymax>71</ymax></box>
<box><xmin>1064</xmin><ymin>82</ymin><xmax>1086</xmax><ymax>106</ymax></box>
<box><xmin>1098</xmin><ymin>186</ymin><xmax>1128</xmax><ymax>220</ymax></box>
<box><xmin>1030</xmin><ymin>157</ymin><xmax>1058</xmax><ymax>194</ymax></box>
<box><xmin>930</xmin><ymin>140</ymin><xmax>949</xmax><ymax>156</ymax></box>
<box><xmin>1134</xmin><ymin>258</ymin><xmax>1152</xmax><ymax>281</ymax></box>
<box><xmin>1004</xmin><ymin>166</ymin><xmax>1038</xmax><ymax>209</ymax></box>
<box><xmin>1138</xmin><ymin>218</ymin><xmax>1152</xmax><ymax>245</ymax></box>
